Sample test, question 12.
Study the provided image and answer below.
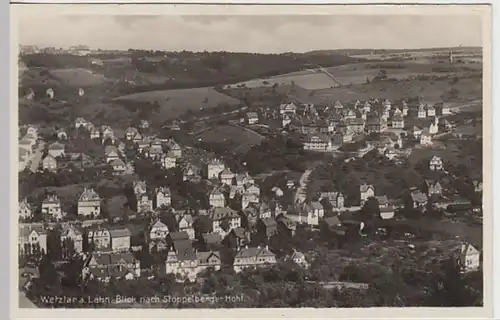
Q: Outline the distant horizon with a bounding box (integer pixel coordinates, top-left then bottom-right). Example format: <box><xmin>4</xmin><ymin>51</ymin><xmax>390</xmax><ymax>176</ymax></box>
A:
<box><xmin>17</xmin><ymin>15</ymin><xmax>482</xmax><ymax>54</ymax></box>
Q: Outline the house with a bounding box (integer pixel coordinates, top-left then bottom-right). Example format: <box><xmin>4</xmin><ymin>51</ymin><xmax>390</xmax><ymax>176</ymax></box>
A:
<box><xmin>41</xmin><ymin>194</ymin><xmax>62</xmax><ymax>219</ymax></box>
<box><xmin>207</xmin><ymin>158</ymin><xmax>225</xmax><ymax>180</ymax></box>
<box><xmin>164</xmin><ymin>241</ymin><xmax>198</xmax><ymax>282</ymax></box>
<box><xmin>424</xmin><ymin>180</ymin><xmax>443</xmax><ymax>196</ymax></box>
<box><xmin>320</xmin><ymin>191</ymin><xmax>345</xmax><ymax>210</ymax></box>
<box><xmin>219</xmin><ymin>169</ymin><xmax>235</xmax><ymax>185</ymax></box>
<box><xmin>110</xmin><ymin>159</ymin><xmax>126</xmax><ymax>174</ymax></box>
<box><xmin>426</xmin><ymin>105</ymin><xmax>436</xmax><ymax>117</ymax></box>
<box><xmin>291</xmin><ymin>250</ymin><xmax>308</xmax><ymax>268</ymax></box>
<box><xmin>344</xmin><ymin>118</ymin><xmax>365</xmax><ymax>134</ymax></box>
<box><xmin>46</xmin><ymin>88</ymin><xmax>54</xmax><ymax>99</ymax></box>
<box><xmin>303</xmin><ymin>134</ymin><xmax>332</xmax><ymax>151</ymax></box>
<box><xmin>233</xmin><ymin>246</ymin><xmax>277</xmax><ymax>273</ymax></box>
<box><xmin>245</xmin><ymin>184</ymin><xmax>260</xmax><ymax>197</ymax></box>
<box><xmin>360</xmin><ymin>184</ymin><xmax>375</xmax><ymax>206</ymax></box>
<box><xmin>125</xmin><ymin>127</ymin><xmax>139</xmax><ymax>140</ymax></box>
<box><xmin>161</xmin><ymin>152</ymin><xmax>177</xmax><ymax>169</ymax></box>
<box><xmin>19</xmin><ymin>225</ymin><xmax>48</xmax><ymax>256</ymax></box>
<box><xmin>332</xmin><ymin>132</ymin><xmax>353</xmax><ymax>145</ymax></box>
<box><xmin>87</xmin><ymin>228</ymin><xmax>111</xmax><ymax>251</ymax></box>
<box><xmin>209</xmin><ymin>188</ymin><xmax>226</xmax><ymax>208</ymax></box>
<box><xmin>271</xmin><ymin>186</ymin><xmax>284</xmax><ymax>197</ymax></box>
<box><xmin>440</xmin><ymin>118</ymin><xmax>453</xmax><ymax>132</ymax></box>
<box><xmin>137</xmin><ymin>194</ymin><xmax>153</xmax><ymax>213</ymax></box>
<box><xmin>410</xmin><ymin>191</ymin><xmax>428</xmax><ymax>209</ymax></box>
<box><xmin>246</xmin><ymin>112</ymin><xmax>259</xmax><ymax>125</ymax></box>
<box><xmin>258</xmin><ymin>218</ymin><xmax>278</xmax><ymax>238</ymax></box>
<box><xmin>19</xmin><ymin>199</ymin><xmax>32</xmax><ymax>220</ymax></box>
<box><xmin>177</xmin><ymin>214</ymin><xmax>195</xmax><ymax>240</ymax></box>
<box><xmin>60</xmin><ymin>224</ymin><xmax>83</xmax><ymax>253</ymax></box>
<box><xmin>458</xmin><ymin>243</ymin><xmax>480</xmax><ymax>273</ymax></box>
<box><xmin>133</xmin><ymin>180</ymin><xmax>147</xmax><ymax>197</ymax></box>
<box><xmin>429</xmin><ymin>118</ymin><xmax>439</xmax><ymax>135</ymax></box>
<box><xmin>279</xmin><ymin>102</ymin><xmax>298</xmax><ymax>115</ymax></box>
<box><xmin>42</xmin><ymin>154</ymin><xmax>57</xmax><ymax>171</ymax></box>
<box><xmin>230</xmin><ymin>185</ymin><xmax>244</xmax><ymax>199</ymax></box>
<box><xmin>101</xmin><ymin>126</ymin><xmax>115</xmax><ymax>143</ymax></box>
<box><xmin>149</xmin><ymin>139</ymin><xmax>164</xmax><ymax>159</ymax></box>
<box><xmin>305</xmin><ymin>202</ymin><xmax>324</xmax><ymax>227</ymax></box>
<box><xmin>48</xmin><ymin>142</ymin><xmax>65</xmax><ymax>158</ymax></box>
<box><xmin>83</xmin><ymin>252</ymin><xmax>140</xmax><ymax>282</ymax></box>
<box><xmin>391</xmin><ymin>114</ymin><xmax>404</xmax><ymax>129</ymax></box>
<box><xmin>420</xmin><ymin>130</ymin><xmax>433</xmax><ymax>146</ymax></box>
<box><xmin>375</xmin><ymin>195</ymin><xmax>389</xmax><ymax>208</ymax></box>
<box><xmin>429</xmin><ymin>156</ymin><xmax>443</xmax><ymax>171</ymax></box>
<box><xmin>473</xmin><ymin>180</ymin><xmax>483</xmax><ymax>193</ymax></box>
<box><xmin>365</xmin><ymin>117</ymin><xmax>387</xmax><ymax>133</ymax></box>
<box><xmin>149</xmin><ymin>219</ymin><xmax>170</xmax><ymax>241</ymax></box>
<box><xmin>435</xmin><ymin>102</ymin><xmax>451</xmax><ymax>116</ymax></box>
<box><xmin>109</xmin><ymin>228</ymin><xmax>131</xmax><ymax>252</ymax></box>
<box><xmin>90</xmin><ymin>127</ymin><xmax>101</xmax><ymax>139</ymax></box>
<box><xmin>417</xmin><ymin>104</ymin><xmax>427</xmax><ymax>118</ymax></box>
<box><xmin>75</xmin><ymin>117</ymin><xmax>88</xmax><ymax>129</ymax></box>
<box><xmin>333</xmin><ymin>100</ymin><xmax>343</xmax><ymax>109</ymax></box>
<box><xmin>105</xmin><ymin>146</ymin><xmax>120</xmax><ymax>163</ymax></box>
<box><xmin>242</xmin><ymin>192</ymin><xmax>259</xmax><ymax>209</ymax></box>
<box><xmin>210</xmin><ymin>207</ymin><xmax>241</xmax><ymax>237</ymax></box>
<box><xmin>282</xmin><ymin>115</ymin><xmax>292</xmax><ymax>128</ymax></box>
<box><xmin>56</xmin><ymin>129</ymin><xmax>68</xmax><ymax>140</ymax></box>
<box><xmin>166</xmin><ymin>140</ymin><xmax>182</xmax><ymax>158</ymax></box>
<box><xmin>201</xmin><ymin>233</ymin><xmax>223</xmax><ymax>251</ymax></box>
<box><xmin>197</xmin><ymin>251</ymin><xmax>222</xmax><ymax>273</ymax></box>
<box><xmin>77</xmin><ymin>188</ymin><xmax>100</xmax><ymax>218</ymax></box>
<box><xmin>402</xmin><ymin>102</ymin><xmax>409</xmax><ymax>116</ymax></box>
<box><xmin>412</xmin><ymin>126</ymin><xmax>423</xmax><ymax>140</ymax></box>
<box><xmin>380</xmin><ymin>206</ymin><xmax>395</xmax><ymax>220</ymax></box>
<box><xmin>155</xmin><ymin>187</ymin><xmax>172</xmax><ymax>208</ymax></box>
<box><xmin>183</xmin><ymin>164</ymin><xmax>201</xmax><ymax>182</ymax></box>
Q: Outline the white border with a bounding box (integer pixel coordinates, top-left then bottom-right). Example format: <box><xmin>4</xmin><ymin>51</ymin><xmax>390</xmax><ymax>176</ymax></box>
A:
<box><xmin>7</xmin><ymin>1</ymin><xmax>496</xmax><ymax>319</ymax></box>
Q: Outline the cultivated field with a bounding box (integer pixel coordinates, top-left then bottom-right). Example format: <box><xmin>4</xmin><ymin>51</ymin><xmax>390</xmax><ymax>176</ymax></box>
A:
<box><xmin>226</xmin><ymin>72</ymin><xmax>339</xmax><ymax>90</ymax></box>
<box><xmin>114</xmin><ymin>87</ymin><xmax>241</xmax><ymax>120</ymax></box>
<box><xmin>50</xmin><ymin>68</ymin><xmax>110</xmax><ymax>86</ymax></box>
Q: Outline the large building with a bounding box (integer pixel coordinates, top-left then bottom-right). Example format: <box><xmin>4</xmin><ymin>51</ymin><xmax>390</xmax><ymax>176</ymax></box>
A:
<box><xmin>78</xmin><ymin>188</ymin><xmax>101</xmax><ymax>217</ymax></box>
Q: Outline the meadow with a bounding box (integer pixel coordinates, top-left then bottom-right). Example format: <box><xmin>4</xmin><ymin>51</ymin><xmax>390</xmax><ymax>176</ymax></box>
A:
<box><xmin>197</xmin><ymin>124</ymin><xmax>264</xmax><ymax>154</ymax></box>
<box><xmin>50</xmin><ymin>68</ymin><xmax>111</xmax><ymax>86</ymax></box>
<box><xmin>113</xmin><ymin>87</ymin><xmax>241</xmax><ymax>120</ymax></box>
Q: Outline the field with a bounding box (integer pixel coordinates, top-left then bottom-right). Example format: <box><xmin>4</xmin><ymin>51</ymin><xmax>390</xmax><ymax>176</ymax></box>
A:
<box><xmin>196</xmin><ymin>124</ymin><xmax>264</xmax><ymax>154</ymax></box>
<box><xmin>225</xmin><ymin>60</ymin><xmax>481</xmax><ymax>92</ymax></box>
<box><xmin>113</xmin><ymin>87</ymin><xmax>241</xmax><ymax>120</ymax></box>
<box><xmin>49</xmin><ymin>68</ymin><xmax>111</xmax><ymax>86</ymax></box>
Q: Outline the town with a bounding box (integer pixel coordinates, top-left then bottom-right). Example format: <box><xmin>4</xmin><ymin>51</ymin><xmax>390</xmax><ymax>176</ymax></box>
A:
<box><xmin>18</xmin><ymin>42</ymin><xmax>483</xmax><ymax>308</ymax></box>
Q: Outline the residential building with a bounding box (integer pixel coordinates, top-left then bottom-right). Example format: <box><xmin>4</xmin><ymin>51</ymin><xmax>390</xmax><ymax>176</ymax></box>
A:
<box><xmin>41</xmin><ymin>194</ymin><xmax>62</xmax><ymax>220</ymax></box>
<box><xmin>165</xmin><ymin>245</ymin><xmax>221</xmax><ymax>283</ymax></box>
<box><xmin>207</xmin><ymin>158</ymin><xmax>225</xmax><ymax>180</ymax></box>
<box><xmin>304</xmin><ymin>202</ymin><xmax>324</xmax><ymax>227</ymax></box>
<box><xmin>48</xmin><ymin>142</ymin><xmax>65</xmax><ymax>158</ymax></box>
<box><xmin>161</xmin><ymin>152</ymin><xmax>177</xmax><ymax>169</ymax></box>
<box><xmin>42</xmin><ymin>154</ymin><xmax>57</xmax><ymax>171</ymax></box>
<box><xmin>19</xmin><ymin>198</ymin><xmax>32</xmax><ymax>220</ymax></box>
<box><xmin>149</xmin><ymin>219</ymin><xmax>170</xmax><ymax>241</ymax></box>
<box><xmin>19</xmin><ymin>225</ymin><xmax>47</xmax><ymax>256</ymax></box>
<box><xmin>380</xmin><ymin>206</ymin><xmax>395</xmax><ymax>220</ymax></box>
<box><xmin>429</xmin><ymin>156</ymin><xmax>443</xmax><ymax>171</ymax></box>
<box><xmin>125</xmin><ymin>127</ymin><xmax>139</xmax><ymax>140</ymax></box>
<box><xmin>391</xmin><ymin>114</ymin><xmax>405</xmax><ymax>129</ymax></box>
<box><xmin>101</xmin><ymin>126</ymin><xmax>115</xmax><ymax>143</ymax></box>
<box><xmin>90</xmin><ymin>127</ymin><xmax>101</xmax><ymax>139</ymax></box>
<box><xmin>210</xmin><ymin>207</ymin><xmax>241</xmax><ymax>237</ymax></box>
<box><xmin>155</xmin><ymin>187</ymin><xmax>172</xmax><ymax>208</ymax></box>
<box><xmin>110</xmin><ymin>159</ymin><xmax>126</xmax><ymax>174</ymax></box>
<box><xmin>412</xmin><ymin>126</ymin><xmax>423</xmax><ymax>140</ymax></box>
<box><xmin>458</xmin><ymin>243</ymin><xmax>480</xmax><ymax>273</ymax></box>
<box><xmin>410</xmin><ymin>191</ymin><xmax>428</xmax><ymax>209</ymax></box>
<box><xmin>420</xmin><ymin>130</ymin><xmax>433</xmax><ymax>146</ymax></box>
<box><xmin>83</xmin><ymin>252</ymin><xmax>140</xmax><ymax>282</ymax></box>
<box><xmin>77</xmin><ymin>188</ymin><xmax>101</xmax><ymax>217</ymax></box>
<box><xmin>365</xmin><ymin>117</ymin><xmax>387</xmax><ymax>133</ymax></box>
<box><xmin>435</xmin><ymin>102</ymin><xmax>451</xmax><ymax>116</ymax></box>
<box><xmin>105</xmin><ymin>146</ymin><xmax>120</xmax><ymax>163</ymax></box>
<box><xmin>137</xmin><ymin>194</ymin><xmax>153</xmax><ymax>213</ymax></box>
<box><xmin>133</xmin><ymin>180</ymin><xmax>147</xmax><ymax>197</ymax></box>
<box><xmin>209</xmin><ymin>188</ymin><xmax>226</xmax><ymax>208</ymax></box>
<box><xmin>56</xmin><ymin>129</ymin><xmax>68</xmax><ymax>140</ymax></box>
<box><xmin>291</xmin><ymin>250</ymin><xmax>309</xmax><ymax>268</ymax></box>
<box><xmin>375</xmin><ymin>195</ymin><xmax>389</xmax><ymax>208</ymax></box>
<box><xmin>219</xmin><ymin>169</ymin><xmax>235</xmax><ymax>185</ymax></box>
<box><xmin>75</xmin><ymin>117</ymin><xmax>88</xmax><ymax>129</ymax></box>
<box><xmin>246</xmin><ymin>112</ymin><xmax>259</xmax><ymax>125</ymax></box>
<box><xmin>332</xmin><ymin>132</ymin><xmax>353</xmax><ymax>145</ymax></box>
<box><xmin>46</xmin><ymin>88</ymin><xmax>54</xmax><ymax>99</ymax></box>
<box><xmin>60</xmin><ymin>224</ymin><xmax>83</xmax><ymax>253</ymax></box>
<box><xmin>177</xmin><ymin>214</ymin><xmax>195</xmax><ymax>240</ymax></box>
<box><xmin>360</xmin><ymin>184</ymin><xmax>375</xmax><ymax>206</ymax></box>
<box><xmin>473</xmin><ymin>180</ymin><xmax>483</xmax><ymax>193</ymax></box>
<box><xmin>233</xmin><ymin>246</ymin><xmax>277</xmax><ymax>273</ymax></box>
<box><xmin>258</xmin><ymin>218</ymin><xmax>278</xmax><ymax>238</ymax></box>
<box><xmin>242</xmin><ymin>192</ymin><xmax>259</xmax><ymax>209</ymax></box>
<box><xmin>424</xmin><ymin>180</ymin><xmax>443</xmax><ymax>196</ymax></box>
<box><xmin>427</xmin><ymin>105</ymin><xmax>436</xmax><ymax>117</ymax></box>
<box><xmin>149</xmin><ymin>139</ymin><xmax>164</xmax><ymax>159</ymax></box>
<box><xmin>279</xmin><ymin>102</ymin><xmax>298</xmax><ymax>115</ymax></box>
<box><xmin>303</xmin><ymin>134</ymin><xmax>332</xmax><ymax>151</ymax></box>
<box><xmin>87</xmin><ymin>228</ymin><xmax>111</xmax><ymax>251</ymax></box>
<box><xmin>166</xmin><ymin>140</ymin><xmax>182</xmax><ymax>158</ymax></box>
<box><xmin>344</xmin><ymin>118</ymin><xmax>365</xmax><ymax>134</ymax></box>
<box><xmin>402</xmin><ymin>102</ymin><xmax>409</xmax><ymax>116</ymax></box>
<box><xmin>110</xmin><ymin>228</ymin><xmax>131</xmax><ymax>252</ymax></box>
<box><xmin>417</xmin><ymin>104</ymin><xmax>427</xmax><ymax>118</ymax></box>
<box><xmin>319</xmin><ymin>191</ymin><xmax>345</xmax><ymax>210</ymax></box>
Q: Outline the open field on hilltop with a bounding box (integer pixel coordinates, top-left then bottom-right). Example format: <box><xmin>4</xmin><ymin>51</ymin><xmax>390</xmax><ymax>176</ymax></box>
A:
<box><xmin>225</xmin><ymin>72</ymin><xmax>339</xmax><ymax>90</ymax></box>
<box><xmin>113</xmin><ymin>87</ymin><xmax>241</xmax><ymax>120</ymax></box>
<box><xmin>196</xmin><ymin>124</ymin><xmax>264</xmax><ymax>154</ymax></box>
<box><xmin>305</xmin><ymin>77</ymin><xmax>482</xmax><ymax>105</ymax></box>
<box><xmin>49</xmin><ymin>68</ymin><xmax>111</xmax><ymax>86</ymax></box>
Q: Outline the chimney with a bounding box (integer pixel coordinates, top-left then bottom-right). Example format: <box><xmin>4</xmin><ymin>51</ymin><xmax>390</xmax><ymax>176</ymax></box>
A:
<box><xmin>265</xmin><ymin>245</ymin><xmax>269</xmax><ymax>251</ymax></box>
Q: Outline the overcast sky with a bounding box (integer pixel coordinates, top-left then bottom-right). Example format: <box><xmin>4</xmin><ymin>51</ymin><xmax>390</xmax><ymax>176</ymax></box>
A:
<box><xmin>17</xmin><ymin>14</ymin><xmax>483</xmax><ymax>53</ymax></box>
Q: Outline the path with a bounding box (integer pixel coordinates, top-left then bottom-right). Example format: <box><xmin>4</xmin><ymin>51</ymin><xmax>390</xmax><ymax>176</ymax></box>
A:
<box><xmin>294</xmin><ymin>168</ymin><xmax>313</xmax><ymax>204</ymax></box>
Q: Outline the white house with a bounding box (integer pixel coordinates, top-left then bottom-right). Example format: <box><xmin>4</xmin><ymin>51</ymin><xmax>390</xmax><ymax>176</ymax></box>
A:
<box><xmin>420</xmin><ymin>130</ymin><xmax>433</xmax><ymax>146</ymax></box>
<box><xmin>209</xmin><ymin>188</ymin><xmax>226</xmax><ymax>208</ymax></box>
<box><xmin>246</xmin><ymin>112</ymin><xmax>259</xmax><ymax>125</ymax></box>
<box><xmin>78</xmin><ymin>188</ymin><xmax>101</xmax><ymax>217</ymax></box>
<box><xmin>429</xmin><ymin>156</ymin><xmax>443</xmax><ymax>171</ymax></box>
<box><xmin>459</xmin><ymin>243</ymin><xmax>480</xmax><ymax>273</ymax></box>
<box><xmin>207</xmin><ymin>158</ymin><xmax>225</xmax><ymax>180</ymax></box>
<box><xmin>360</xmin><ymin>184</ymin><xmax>375</xmax><ymax>206</ymax></box>
<box><xmin>161</xmin><ymin>152</ymin><xmax>177</xmax><ymax>169</ymax></box>
<box><xmin>41</xmin><ymin>195</ymin><xmax>62</xmax><ymax>220</ymax></box>
<box><xmin>19</xmin><ymin>199</ymin><xmax>32</xmax><ymax>220</ymax></box>
<box><xmin>155</xmin><ymin>187</ymin><xmax>172</xmax><ymax>208</ymax></box>
<box><xmin>219</xmin><ymin>169</ymin><xmax>235</xmax><ymax>185</ymax></box>
<box><xmin>149</xmin><ymin>220</ymin><xmax>169</xmax><ymax>241</ymax></box>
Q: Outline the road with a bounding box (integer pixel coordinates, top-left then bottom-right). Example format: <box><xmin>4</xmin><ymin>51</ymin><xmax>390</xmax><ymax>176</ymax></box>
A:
<box><xmin>29</xmin><ymin>141</ymin><xmax>45</xmax><ymax>173</ymax></box>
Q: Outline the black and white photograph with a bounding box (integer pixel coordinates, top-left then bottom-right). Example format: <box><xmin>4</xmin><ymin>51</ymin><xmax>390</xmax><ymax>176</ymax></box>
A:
<box><xmin>11</xmin><ymin>3</ymin><xmax>492</xmax><ymax>318</ymax></box>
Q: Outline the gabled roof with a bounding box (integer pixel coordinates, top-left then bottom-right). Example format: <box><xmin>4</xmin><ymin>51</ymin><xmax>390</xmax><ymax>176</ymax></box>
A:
<box><xmin>79</xmin><ymin>188</ymin><xmax>100</xmax><ymax>201</ymax></box>
<box><xmin>169</xmin><ymin>231</ymin><xmax>190</xmax><ymax>241</ymax></box>
<box><xmin>197</xmin><ymin>251</ymin><xmax>221</xmax><ymax>263</ymax></box>
<box><xmin>109</xmin><ymin>158</ymin><xmax>125</xmax><ymax>167</ymax></box>
<box><xmin>235</xmin><ymin>246</ymin><xmax>275</xmax><ymax>259</ymax></box>
<box><xmin>210</xmin><ymin>207</ymin><xmax>240</xmax><ymax>221</ymax></box>
<box><xmin>261</xmin><ymin>217</ymin><xmax>277</xmax><ymax>228</ymax></box>
<box><xmin>156</xmin><ymin>187</ymin><xmax>171</xmax><ymax>196</ymax></box>
<box><xmin>360</xmin><ymin>184</ymin><xmax>374</xmax><ymax>193</ymax></box>
<box><xmin>202</xmin><ymin>232</ymin><xmax>222</xmax><ymax>244</ymax></box>
<box><xmin>109</xmin><ymin>228</ymin><xmax>131</xmax><ymax>238</ymax></box>
<box><xmin>411</xmin><ymin>191</ymin><xmax>428</xmax><ymax>202</ymax></box>
<box><xmin>48</xmin><ymin>142</ymin><xmax>65</xmax><ymax>150</ymax></box>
